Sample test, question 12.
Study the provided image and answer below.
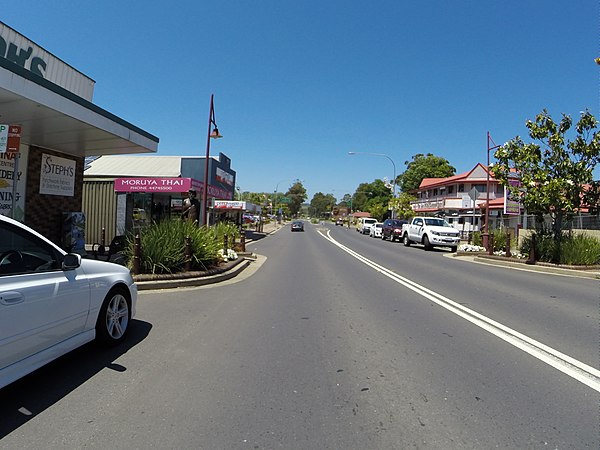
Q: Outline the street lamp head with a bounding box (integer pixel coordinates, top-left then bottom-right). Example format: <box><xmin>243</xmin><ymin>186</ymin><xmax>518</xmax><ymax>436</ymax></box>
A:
<box><xmin>210</xmin><ymin>127</ymin><xmax>223</xmax><ymax>139</ymax></box>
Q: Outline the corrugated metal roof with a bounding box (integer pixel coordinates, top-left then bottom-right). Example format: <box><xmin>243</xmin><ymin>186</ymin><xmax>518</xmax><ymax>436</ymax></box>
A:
<box><xmin>84</xmin><ymin>155</ymin><xmax>185</xmax><ymax>177</ymax></box>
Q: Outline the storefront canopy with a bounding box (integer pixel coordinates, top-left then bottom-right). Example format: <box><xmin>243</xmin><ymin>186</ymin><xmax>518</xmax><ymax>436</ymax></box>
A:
<box><xmin>0</xmin><ymin>57</ymin><xmax>158</xmax><ymax>158</ymax></box>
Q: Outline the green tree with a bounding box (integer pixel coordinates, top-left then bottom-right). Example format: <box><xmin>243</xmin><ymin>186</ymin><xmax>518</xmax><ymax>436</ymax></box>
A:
<box><xmin>397</xmin><ymin>153</ymin><xmax>456</xmax><ymax>192</ymax></box>
<box><xmin>286</xmin><ymin>180</ymin><xmax>307</xmax><ymax>217</ymax></box>
<box><xmin>352</xmin><ymin>179</ymin><xmax>392</xmax><ymax>220</ymax></box>
<box><xmin>389</xmin><ymin>192</ymin><xmax>416</xmax><ymax>220</ymax></box>
<box><xmin>492</xmin><ymin>109</ymin><xmax>600</xmax><ymax>262</ymax></box>
<box><xmin>310</xmin><ymin>192</ymin><xmax>337</xmax><ymax>217</ymax></box>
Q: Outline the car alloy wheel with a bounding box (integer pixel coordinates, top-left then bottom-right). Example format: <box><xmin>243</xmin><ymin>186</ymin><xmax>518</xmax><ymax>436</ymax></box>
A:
<box><xmin>96</xmin><ymin>289</ymin><xmax>131</xmax><ymax>345</ymax></box>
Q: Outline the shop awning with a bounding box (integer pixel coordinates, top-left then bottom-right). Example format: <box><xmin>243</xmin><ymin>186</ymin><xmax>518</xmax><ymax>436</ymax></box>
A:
<box><xmin>0</xmin><ymin>58</ymin><xmax>158</xmax><ymax>158</ymax></box>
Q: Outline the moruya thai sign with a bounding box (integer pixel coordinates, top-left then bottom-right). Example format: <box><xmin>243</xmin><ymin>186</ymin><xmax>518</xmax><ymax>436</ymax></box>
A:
<box><xmin>114</xmin><ymin>177</ymin><xmax>232</xmax><ymax>199</ymax></box>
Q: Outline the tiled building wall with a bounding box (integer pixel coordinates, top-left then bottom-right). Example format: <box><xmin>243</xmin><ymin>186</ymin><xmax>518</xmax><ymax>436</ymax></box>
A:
<box><xmin>24</xmin><ymin>146</ymin><xmax>83</xmax><ymax>247</ymax></box>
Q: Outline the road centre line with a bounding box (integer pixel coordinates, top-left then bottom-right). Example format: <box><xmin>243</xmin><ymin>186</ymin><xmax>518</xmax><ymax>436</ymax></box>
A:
<box><xmin>319</xmin><ymin>229</ymin><xmax>600</xmax><ymax>393</ymax></box>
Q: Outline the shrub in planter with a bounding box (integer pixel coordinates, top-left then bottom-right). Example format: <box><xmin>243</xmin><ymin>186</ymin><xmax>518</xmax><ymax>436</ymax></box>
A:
<box><xmin>560</xmin><ymin>233</ymin><xmax>600</xmax><ymax>265</ymax></box>
<box><xmin>520</xmin><ymin>231</ymin><xmax>600</xmax><ymax>265</ymax></box>
<box><xmin>123</xmin><ymin>219</ymin><xmax>221</xmax><ymax>274</ymax></box>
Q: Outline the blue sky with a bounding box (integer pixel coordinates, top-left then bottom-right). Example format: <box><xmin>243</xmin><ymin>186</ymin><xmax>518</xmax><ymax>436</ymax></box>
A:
<box><xmin>4</xmin><ymin>1</ymin><xmax>599</xmax><ymax>201</ymax></box>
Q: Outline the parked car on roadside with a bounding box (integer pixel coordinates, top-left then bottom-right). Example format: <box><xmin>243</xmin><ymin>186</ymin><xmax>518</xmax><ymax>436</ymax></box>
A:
<box><xmin>369</xmin><ymin>222</ymin><xmax>383</xmax><ymax>238</ymax></box>
<box><xmin>356</xmin><ymin>217</ymin><xmax>378</xmax><ymax>234</ymax></box>
<box><xmin>0</xmin><ymin>214</ymin><xmax>137</xmax><ymax>390</ymax></box>
<box><xmin>335</xmin><ymin>218</ymin><xmax>344</xmax><ymax>226</ymax></box>
<box><xmin>381</xmin><ymin>218</ymin><xmax>408</xmax><ymax>241</ymax></box>
<box><xmin>402</xmin><ymin>216</ymin><xmax>460</xmax><ymax>251</ymax></box>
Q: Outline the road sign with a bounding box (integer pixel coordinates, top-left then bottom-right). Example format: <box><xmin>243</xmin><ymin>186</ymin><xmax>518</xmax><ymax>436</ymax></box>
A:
<box><xmin>279</xmin><ymin>196</ymin><xmax>291</xmax><ymax>203</ymax></box>
<box><xmin>7</xmin><ymin>125</ymin><xmax>21</xmax><ymax>153</ymax></box>
<box><xmin>468</xmin><ymin>187</ymin><xmax>480</xmax><ymax>202</ymax></box>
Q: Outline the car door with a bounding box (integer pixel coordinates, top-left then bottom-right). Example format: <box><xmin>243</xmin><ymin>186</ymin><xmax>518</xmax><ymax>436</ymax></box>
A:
<box><xmin>0</xmin><ymin>220</ymin><xmax>91</xmax><ymax>371</ymax></box>
<box><xmin>410</xmin><ymin>218</ymin><xmax>424</xmax><ymax>240</ymax></box>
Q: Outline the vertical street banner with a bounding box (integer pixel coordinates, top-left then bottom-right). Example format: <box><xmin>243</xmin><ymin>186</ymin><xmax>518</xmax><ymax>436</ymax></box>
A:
<box><xmin>0</xmin><ymin>146</ymin><xmax>28</xmax><ymax>220</ymax></box>
<box><xmin>504</xmin><ymin>176</ymin><xmax>521</xmax><ymax>215</ymax></box>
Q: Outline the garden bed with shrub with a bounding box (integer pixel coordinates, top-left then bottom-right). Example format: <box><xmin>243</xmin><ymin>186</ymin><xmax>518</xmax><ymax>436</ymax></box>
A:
<box><xmin>121</xmin><ymin>219</ymin><xmax>242</xmax><ymax>275</ymax></box>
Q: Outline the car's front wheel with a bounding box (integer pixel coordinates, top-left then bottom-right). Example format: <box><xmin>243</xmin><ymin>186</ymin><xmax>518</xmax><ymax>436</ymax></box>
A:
<box><xmin>423</xmin><ymin>235</ymin><xmax>432</xmax><ymax>251</ymax></box>
<box><xmin>96</xmin><ymin>288</ymin><xmax>131</xmax><ymax>346</ymax></box>
<box><xmin>403</xmin><ymin>234</ymin><xmax>411</xmax><ymax>246</ymax></box>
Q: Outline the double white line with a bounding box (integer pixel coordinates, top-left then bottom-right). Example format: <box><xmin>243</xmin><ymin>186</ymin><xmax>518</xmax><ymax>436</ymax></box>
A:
<box><xmin>320</xmin><ymin>229</ymin><xmax>600</xmax><ymax>393</ymax></box>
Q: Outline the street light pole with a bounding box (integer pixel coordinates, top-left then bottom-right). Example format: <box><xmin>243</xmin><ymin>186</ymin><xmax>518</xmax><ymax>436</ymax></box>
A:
<box><xmin>483</xmin><ymin>131</ymin><xmax>501</xmax><ymax>252</ymax></box>
<box><xmin>273</xmin><ymin>179</ymin><xmax>291</xmax><ymax>221</ymax></box>
<box><xmin>348</xmin><ymin>151</ymin><xmax>397</xmax><ymax>217</ymax></box>
<box><xmin>202</xmin><ymin>94</ymin><xmax>222</xmax><ymax>226</ymax></box>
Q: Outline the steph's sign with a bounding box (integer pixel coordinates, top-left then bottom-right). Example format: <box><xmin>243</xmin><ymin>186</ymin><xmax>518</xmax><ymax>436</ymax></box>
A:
<box><xmin>39</xmin><ymin>153</ymin><xmax>76</xmax><ymax>197</ymax></box>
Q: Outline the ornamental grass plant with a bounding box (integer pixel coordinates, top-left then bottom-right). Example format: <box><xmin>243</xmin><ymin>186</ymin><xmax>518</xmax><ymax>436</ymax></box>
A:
<box><xmin>124</xmin><ymin>219</ymin><xmax>225</xmax><ymax>274</ymax></box>
<box><xmin>520</xmin><ymin>231</ymin><xmax>600</xmax><ymax>266</ymax></box>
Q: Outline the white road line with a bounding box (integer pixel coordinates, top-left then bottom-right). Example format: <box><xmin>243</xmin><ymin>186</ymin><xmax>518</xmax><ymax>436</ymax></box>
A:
<box><xmin>319</xmin><ymin>229</ymin><xmax>600</xmax><ymax>393</ymax></box>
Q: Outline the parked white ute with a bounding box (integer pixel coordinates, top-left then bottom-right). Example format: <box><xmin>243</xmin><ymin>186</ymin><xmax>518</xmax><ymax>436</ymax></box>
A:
<box><xmin>402</xmin><ymin>217</ymin><xmax>460</xmax><ymax>252</ymax></box>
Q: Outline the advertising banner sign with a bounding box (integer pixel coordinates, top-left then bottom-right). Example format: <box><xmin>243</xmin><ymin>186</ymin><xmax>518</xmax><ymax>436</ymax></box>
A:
<box><xmin>0</xmin><ymin>148</ymin><xmax>28</xmax><ymax>219</ymax></box>
<box><xmin>213</xmin><ymin>200</ymin><xmax>246</xmax><ymax>210</ymax></box>
<box><xmin>504</xmin><ymin>177</ymin><xmax>521</xmax><ymax>215</ymax></box>
<box><xmin>40</xmin><ymin>153</ymin><xmax>76</xmax><ymax>196</ymax></box>
<box><xmin>115</xmin><ymin>177</ymin><xmax>192</xmax><ymax>192</ymax></box>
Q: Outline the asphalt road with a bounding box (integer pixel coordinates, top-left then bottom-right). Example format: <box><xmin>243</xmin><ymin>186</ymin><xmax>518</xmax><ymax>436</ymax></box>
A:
<box><xmin>1</xmin><ymin>221</ymin><xmax>598</xmax><ymax>449</ymax></box>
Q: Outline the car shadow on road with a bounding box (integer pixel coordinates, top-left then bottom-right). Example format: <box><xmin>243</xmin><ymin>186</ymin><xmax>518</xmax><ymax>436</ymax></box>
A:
<box><xmin>245</xmin><ymin>230</ymin><xmax>269</xmax><ymax>242</ymax></box>
<box><xmin>0</xmin><ymin>319</ymin><xmax>152</xmax><ymax>438</ymax></box>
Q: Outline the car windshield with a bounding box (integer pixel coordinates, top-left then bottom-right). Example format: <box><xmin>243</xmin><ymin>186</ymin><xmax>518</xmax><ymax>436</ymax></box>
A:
<box><xmin>425</xmin><ymin>218</ymin><xmax>451</xmax><ymax>227</ymax></box>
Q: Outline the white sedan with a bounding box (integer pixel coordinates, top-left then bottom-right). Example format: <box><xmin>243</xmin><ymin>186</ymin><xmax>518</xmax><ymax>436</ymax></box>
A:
<box><xmin>369</xmin><ymin>222</ymin><xmax>383</xmax><ymax>238</ymax></box>
<box><xmin>0</xmin><ymin>214</ymin><xmax>137</xmax><ymax>390</ymax></box>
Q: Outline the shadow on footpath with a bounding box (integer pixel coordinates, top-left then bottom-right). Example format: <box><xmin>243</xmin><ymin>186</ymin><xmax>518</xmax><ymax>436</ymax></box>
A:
<box><xmin>0</xmin><ymin>319</ymin><xmax>152</xmax><ymax>438</ymax></box>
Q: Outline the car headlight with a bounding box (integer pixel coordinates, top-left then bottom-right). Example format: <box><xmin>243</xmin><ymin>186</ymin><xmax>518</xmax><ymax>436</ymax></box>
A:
<box><xmin>431</xmin><ymin>231</ymin><xmax>440</xmax><ymax>236</ymax></box>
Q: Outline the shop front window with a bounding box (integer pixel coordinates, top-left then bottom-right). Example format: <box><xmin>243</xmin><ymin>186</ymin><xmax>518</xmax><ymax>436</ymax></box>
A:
<box><xmin>132</xmin><ymin>193</ymin><xmax>152</xmax><ymax>230</ymax></box>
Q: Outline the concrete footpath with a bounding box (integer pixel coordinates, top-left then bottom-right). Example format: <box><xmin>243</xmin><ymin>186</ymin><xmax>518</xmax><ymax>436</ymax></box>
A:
<box><xmin>453</xmin><ymin>253</ymin><xmax>600</xmax><ymax>279</ymax></box>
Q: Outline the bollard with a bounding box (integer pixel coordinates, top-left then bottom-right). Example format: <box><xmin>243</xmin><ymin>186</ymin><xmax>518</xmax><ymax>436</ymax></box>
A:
<box><xmin>101</xmin><ymin>227</ymin><xmax>106</xmax><ymax>247</ymax></box>
<box><xmin>132</xmin><ymin>234</ymin><xmax>141</xmax><ymax>275</ymax></box>
<box><xmin>240</xmin><ymin>231</ymin><xmax>246</xmax><ymax>252</ymax></box>
<box><xmin>527</xmin><ymin>233</ymin><xmax>536</xmax><ymax>264</ymax></box>
<box><xmin>184</xmin><ymin>235</ymin><xmax>192</xmax><ymax>272</ymax></box>
<box><xmin>223</xmin><ymin>235</ymin><xmax>228</xmax><ymax>254</ymax></box>
<box><xmin>505</xmin><ymin>231</ymin><xmax>511</xmax><ymax>258</ymax></box>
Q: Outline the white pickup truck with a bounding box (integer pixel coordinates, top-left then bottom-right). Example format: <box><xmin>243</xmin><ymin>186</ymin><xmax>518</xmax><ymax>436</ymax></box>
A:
<box><xmin>401</xmin><ymin>217</ymin><xmax>461</xmax><ymax>252</ymax></box>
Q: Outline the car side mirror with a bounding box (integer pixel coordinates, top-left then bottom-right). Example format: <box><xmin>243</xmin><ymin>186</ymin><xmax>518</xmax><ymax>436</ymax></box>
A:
<box><xmin>62</xmin><ymin>253</ymin><xmax>82</xmax><ymax>271</ymax></box>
